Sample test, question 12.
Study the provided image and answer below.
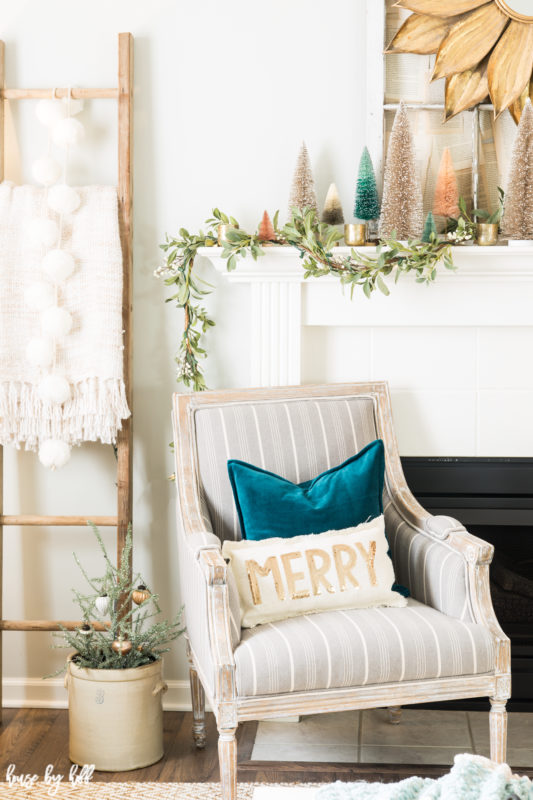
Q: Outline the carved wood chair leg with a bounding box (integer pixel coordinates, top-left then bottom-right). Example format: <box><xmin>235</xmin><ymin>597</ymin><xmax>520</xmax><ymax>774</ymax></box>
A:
<box><xmin>489</xmin><ymin>698</ymin><xmax>508</xmax><ymax>764</ymax></box>
<box><xmin>218</xmin><ymin>727</ymin><xmax>237</xmax><ymax>800</ymax></box>
<box><xmin>388</xmin><ymin>706</ymin><xmax>402</xmax><ymax>725</ymax></box>
<box><xmin>186</xmin><ymin>639</ymin><xmax>206</xmax><ymax>749</ymax></box>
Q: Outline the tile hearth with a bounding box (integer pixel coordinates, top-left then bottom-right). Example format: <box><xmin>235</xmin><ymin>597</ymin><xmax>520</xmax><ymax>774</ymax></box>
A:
<box><xmin>251</xmin><ymin>709</ymin><xmax>533</xmax><ymax>768</ymax></box>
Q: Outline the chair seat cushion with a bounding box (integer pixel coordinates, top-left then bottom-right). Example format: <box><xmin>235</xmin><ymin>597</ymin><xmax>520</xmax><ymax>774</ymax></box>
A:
<box><xmin>233</xmin><ymin>598</ymin><xmax>495</xmax><ymax>697</ymax></box>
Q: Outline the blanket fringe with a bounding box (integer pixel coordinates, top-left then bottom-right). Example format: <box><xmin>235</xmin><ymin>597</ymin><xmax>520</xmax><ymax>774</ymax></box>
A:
<box><xmin>0</xmin><ymin>378</ymin><xmax>130</xmax><ymax>450</ymax></box>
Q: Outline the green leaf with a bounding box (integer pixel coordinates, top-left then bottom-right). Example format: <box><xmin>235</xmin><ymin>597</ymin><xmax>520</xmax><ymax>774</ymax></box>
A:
<box><xmin>376</xmin><ymin>274</ymin><xmax>390</xmax><ymax>296</ymax></box>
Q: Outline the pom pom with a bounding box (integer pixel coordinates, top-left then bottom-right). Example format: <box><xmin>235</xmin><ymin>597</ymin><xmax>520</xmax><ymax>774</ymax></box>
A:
<box><xmin>32</xmin><ymin>156</ymin><xmax>62</xmax><ymax>187</ymax></box>
<box><xmin>41</xmin><ymin>306</ymin><xmax>73</xmax><ymax>338</ymax></box>
<box><xmin>42</xmin><ymin>250</ymin><xmax>75</xmax><ymax>283</ymax></box>
<box><xmin>47</xmin><ymin>184</ymin><xmax>80</xmax><ymax>215</ymax></box>
<box><xmin>38</xmin><ymin>373</ymin><xmax>71</xmax><ymax>404</ymax></box>
<box><xmin>39</xmin><ymin>438</ymin><xmax>71</xmax><ymax>470</ymax></box>
<box><xmin>35</xmin><ymin>99</ymin><xmax>67</xmax><ymax>127</ymax></box>
<box><xmin>28</xmin><ymin>218</ymin><xmax>59</xmax><ymax>249</ymax></box>
<box><xmin>62</xmin><ymin>96</ymin><xmax>84</xmax><ymax>116</ymax></box>
<box><xmin>25</xmin><ymin>337</ymin><xmax>54</xmax><ymax>368</ymax></box>
<box><xmin>25</xmin><ymin>281</ymin><xmax>55</xmax><ymax>312</ymax></box>
<box><xmin>52</xmin><ymin>117</ymin><xmax>85</xmax><ymax>148</ymax></box>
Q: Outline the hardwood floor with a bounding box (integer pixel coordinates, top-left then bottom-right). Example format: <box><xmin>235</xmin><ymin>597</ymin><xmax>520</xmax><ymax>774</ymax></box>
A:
<box><xmin>1</xmin><ymin>708</ymin><xmax>530</xmax><ymax>784</ymax></box>
<box><xmin>0</xmin><ymin>708</ymin><xmax>454</xmax><ymax>784</ymax></box>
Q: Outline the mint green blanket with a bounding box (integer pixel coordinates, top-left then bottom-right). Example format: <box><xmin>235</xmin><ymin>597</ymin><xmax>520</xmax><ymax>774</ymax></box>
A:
<box><xmin>318</xmin><ymin>755</ymin><xmax>532</xmax><ymax>800</ymax></box>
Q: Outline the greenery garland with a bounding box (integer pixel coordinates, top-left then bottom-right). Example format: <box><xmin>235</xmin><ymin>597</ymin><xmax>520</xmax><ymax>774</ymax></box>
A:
<box><xmin>157</xmin><ymin>208</ymin><xmax>456</xmax><ymax>391</ymax></box>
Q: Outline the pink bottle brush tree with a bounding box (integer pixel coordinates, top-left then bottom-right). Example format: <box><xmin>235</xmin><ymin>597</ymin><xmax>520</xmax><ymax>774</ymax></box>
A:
<box><xmin>433</xmin><ymin>147</ymin><xmax>459</xmax><ymax>231</ymax></box>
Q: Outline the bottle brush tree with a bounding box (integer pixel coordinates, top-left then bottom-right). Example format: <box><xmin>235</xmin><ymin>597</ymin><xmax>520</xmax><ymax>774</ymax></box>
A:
<box><xmin>433</xmin><ymin>147</ymin><xmax>459</xmax><ymax>229</ymax></box>
<box><xmin>258</xmin><ymin>210</ymin><xmax>276</xmax><ymax>241</ymax></box>
<box><xmin>321</xmin><ymin>183</ymin><xmax>344</xmax><ymax>225</ymax></box>
<box><xmin>354</xmin><ymin>146</ymin><xmax>380</xmax><ymax>222</ymax></box>
<box><xmin>422</xmin><ymin>211</ymin><xmax>437</xmax><ymax>243</ymax></box>
<box><xmin>378</xmin><ymin>102</ymin><xmax>423</xmax><ymax>240</ymax></box>
<box><xmin>502</xmin><ymin>99</ymin><xmax>533</xmax><ymax>240</ymax></box>
<box><xmin>288</xmin><ymin>142</ymin><xmax>318</xmax><ymax>218</ymax></box>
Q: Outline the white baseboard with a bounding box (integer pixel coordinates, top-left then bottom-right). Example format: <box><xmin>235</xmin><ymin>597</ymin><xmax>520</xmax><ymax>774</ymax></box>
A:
<box><xmin>2</xmin><ymin>677</ymin><xmax>194</xmax><ymax>711</ymax></box>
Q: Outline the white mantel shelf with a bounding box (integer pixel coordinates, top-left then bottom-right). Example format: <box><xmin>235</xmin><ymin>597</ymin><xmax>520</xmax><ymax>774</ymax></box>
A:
<box><xmin>198</xmin><ymin>245</ymin><xmax>533</xmax><ymax>387</ymax></box>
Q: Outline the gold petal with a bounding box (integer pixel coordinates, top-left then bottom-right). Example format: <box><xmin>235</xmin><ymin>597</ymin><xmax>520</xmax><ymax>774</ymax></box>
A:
<box><xmin>432</xmin><ymin>4</ymin><xmax>509</xmax><ymax>81</ymax></box>
<box><xmin>445</xmin><ymin>58</ymin><xmax>490</xmax><ymax>120</ymax></box>
<box><xmin>394</xmin><ymin>0</ymin><xmax>491</xmax><ymax>18</ymax></box>
<box><xmin>386</xmin><ymin>13</ymin><xmax>460</xmax><ymax>55</ymax></box>
<box><xmin>488</xmin><ymin>21</ymin><xmax>533</xmax><ymax>117</ymax></box>
<box><xmin>510</xmin><ymin>79</ymin><xmax>533</xmax><ymax>124</ymax></box>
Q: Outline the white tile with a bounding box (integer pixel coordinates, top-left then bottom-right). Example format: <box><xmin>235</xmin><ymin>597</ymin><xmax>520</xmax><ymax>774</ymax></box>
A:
<box><xmin>251</xmin><ymin>743</ymin><xmax>358</xmax><ymax>763</ymax></box>
<box><xmin>361</xmin><ymin>709</ymin><xmax>471</xmax><ymax>748</ymax></box>
<box><xmin>391</xmin><ymin>390</ymin><xmax>477</xmax><ymax>456</ymax></box>
<box><xmin>360</xmin><ymin>745</ymin><xmax>469</xmax><ymax>765</ymax></box>
<box><xmin>478</xmin><ymin>328</ymin><xmax>533</xmax><ymax>390</ymax></box>
<box><xmin>477</xmin><ymin>391</ymin><xmax>533</xmax><ymax>456</ymax></box>
<box><xmin>254</xmin><ymin>712</ymin><xmax>359</xmax><ymax>747</ymax></box>
<box><xmin>301</xmin><ymin>327</ymin><xmax>372</xmax><ymax>384</ymax></box>
<box><xmin>372</xmin><ymin>327</ymin><xmax>476</xmax><ymax>390</ymax></box>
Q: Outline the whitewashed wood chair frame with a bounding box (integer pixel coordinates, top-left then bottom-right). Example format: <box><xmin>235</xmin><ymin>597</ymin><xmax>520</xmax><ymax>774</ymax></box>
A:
<box><xmin>172</xmin><ymin>382</ymin><xmax>510</xmax><ymax>800</ymax></box>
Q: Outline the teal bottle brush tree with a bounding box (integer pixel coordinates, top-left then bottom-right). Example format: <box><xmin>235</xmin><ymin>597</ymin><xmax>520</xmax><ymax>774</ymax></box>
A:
<box><xmin>354</xmin><ymin>146</ymin><xmax>380</xmax><ymax>234</ymax></box>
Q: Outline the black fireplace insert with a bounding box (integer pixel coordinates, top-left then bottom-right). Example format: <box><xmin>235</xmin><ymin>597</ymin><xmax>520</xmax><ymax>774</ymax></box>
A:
<box><xmin>401</xmin><ymin>456</ymin><xmax>533</xmax><ymax>711</ymax></box>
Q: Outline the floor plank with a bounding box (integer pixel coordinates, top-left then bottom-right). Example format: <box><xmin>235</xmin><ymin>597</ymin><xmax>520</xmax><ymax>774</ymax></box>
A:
<box><xmin>1</xmin><ymin>709</ymin><xmax>532</xmax><ymax>784</ymax></box>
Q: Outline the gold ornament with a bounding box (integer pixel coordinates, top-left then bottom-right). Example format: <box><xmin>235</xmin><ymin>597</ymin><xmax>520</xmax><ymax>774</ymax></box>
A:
<box><xmin>132</xmin><ymin>584</ymin><xmax>151</xmax><ymax>605</ymax></box>
<box><xmin>78</xmin><ymin>623</ymin><xmax>92</xmax><ymax>636</ymax></box>
<box><xmin>112</xmin><ymin>638</ymin><xmax>132</xmax><ymax>656</ymax></box>
<box><xmin>387</xmin><ymin>0</ymin><xmax>533</xmax><ymax>121</ymax></box>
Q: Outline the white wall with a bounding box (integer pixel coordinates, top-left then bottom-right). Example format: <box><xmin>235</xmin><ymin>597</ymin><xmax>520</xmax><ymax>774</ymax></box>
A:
<box><xmin>0</xmin><ymin>0</ymin><xmax>368</xmax><ymax>705</ymax></box>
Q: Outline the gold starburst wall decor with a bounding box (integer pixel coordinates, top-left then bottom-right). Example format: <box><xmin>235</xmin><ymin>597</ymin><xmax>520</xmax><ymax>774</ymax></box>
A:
<box><xmin>387</xmin><ymin>0</ymin><xmax>533</xmax><ymax>122</ymax></box>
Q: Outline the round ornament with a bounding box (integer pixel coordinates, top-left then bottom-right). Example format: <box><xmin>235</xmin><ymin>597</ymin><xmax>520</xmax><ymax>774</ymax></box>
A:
<box><xmin>32</xmin><ymin>156</ymin><xmax>62</xmax><ymax>187</ymax></box>
<box><xmin>38</xmin><ymin>373</ymin><xmax>71</xmax><ymax>405</ymax></box>
<box><xmin>112</xmin><ymin>638</ymin><xmax>132</xmax><ymax>656</ymax></box>
<box><xmin>47</xmin><ymin>184</ymin><xmax>81</xmax><ymax>215</ymax></box>
<box><xmin>38</xmin><ymin>438</ymin><xmax>71</xmax><ymax>469</ymax></box>
<box><xmin>41</xmin><ymin>306</ymin><xmax>73</xmax><ymax>338</ymax></box>
<box><xmin>35</xmin><ymin>98</ymin><xmax>68</xmax><ymax>127</ymax></box>
<box><xmin>78</xmin><ymin>623</ymin><xmax>92</xmax><ymax>636</ymax></box>
<box><xmin>132</xmin><ymin>585</ymin><xmax>151</xmax><ymax>605</ymax></box>
<box><xmin>42</xmin><ymin>249</ymin><xmax>75</xmax><ymax>283</ymax></box>
<box><xmin>25</xmin><ymin>337</ymin><xmax>54</xmax><ymax>368</ymax></box>
<box><xmin>95</xmin><ymin>594</ymin><xmax>110</xmax><ymax>615</ymax></box>
<box><xmin>28</xmin><ymin>218</ymin><xmax>60</xmax><ymax>249</ymax></box>
<box><xmin>25</xmin><ymin>281</ymin><xmax>55</xmax><ymax>312</ymax></box>
<box><xmin>52</xmin><ymin>117</ymin><xmax>85</xmax><ymax>148</ymax></box>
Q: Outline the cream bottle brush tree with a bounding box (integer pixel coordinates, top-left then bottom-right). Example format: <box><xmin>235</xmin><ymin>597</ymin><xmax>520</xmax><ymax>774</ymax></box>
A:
<box><xmin>502</xmin><ymin>98</ymin><xmax>533</xmax><ymax>241</ymax></box>
<box><xmin>288</xmin><ymin>142</ymin><xmax>318</xmax><ymax>217</ymax></box>
<box><xmin>321</xmin><ymin>183</ymin><xmax>345</xmax><ymax>226</ymax></box>
<box><xmin>378</xmin><ymin>102</ymin><xmax>423</xmax><ymax>240</ymax></box>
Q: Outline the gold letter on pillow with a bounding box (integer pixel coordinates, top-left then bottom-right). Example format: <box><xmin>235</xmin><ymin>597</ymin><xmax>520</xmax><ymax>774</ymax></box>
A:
<box><xmin>356</xmin><ymin>541</ymin><xmax>378</xmax><ymax>586</ymax></box>
<box><xmin>306</xmin><ymin>549</ymin><xmax>335</xmax><ymax>596</ymax></box>
<box><xmin>246</xmin><ymin>557</ymin><xmax>285</xmax><ymax>605</ymax></box>
<box><xmin>332</xmin><ymin>544</ymin><xmax>359</xmax><ymax>591</ymax></box>
<box><xmin>281</xmin><ymin>552</ymin><xmax>311</xmax><ymax>600</ymax></box>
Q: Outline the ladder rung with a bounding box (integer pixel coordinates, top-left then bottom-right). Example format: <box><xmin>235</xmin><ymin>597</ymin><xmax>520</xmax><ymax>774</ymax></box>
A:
<box><xmin>1</xmin><ymin>88</ymin><xmax>119</xmax><ymax>100</ymax></box>
<box><xmin>1</xmin><ymin>620</ymin><xmax>110</xmax><ymax>631</ymax></box>
<box><xmin>0</xmin><ymin>515</ymin><xmax>118</xmax><ymax>527</ymax></box>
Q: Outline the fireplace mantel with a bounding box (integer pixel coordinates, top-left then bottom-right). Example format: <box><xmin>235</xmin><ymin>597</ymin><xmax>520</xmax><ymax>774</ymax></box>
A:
<box><xmin>198</xmin><ymin>245</ymin><xmax>533</xmax><ymax>388</ymax></box>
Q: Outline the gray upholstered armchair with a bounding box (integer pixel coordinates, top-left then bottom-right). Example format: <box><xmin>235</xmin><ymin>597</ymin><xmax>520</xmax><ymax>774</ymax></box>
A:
<box><xmin>172</xmin><ymin>383</ymin><xmax>510</xmax><ymax>800</ymax></box>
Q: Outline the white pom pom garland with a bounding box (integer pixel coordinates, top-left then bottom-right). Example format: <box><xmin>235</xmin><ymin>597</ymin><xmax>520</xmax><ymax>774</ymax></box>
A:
<box><xmin>25</xmin><ymin>281</ymin><xmax>55</xmax><ymax>312</ymax></box>
<box><xmin>38</xmin><ymin>373</ymin><xmax>71</xmax><ymax>405</ymax></box>
<box><xmin>25</xmin><ymin>337</ymin><xmax>55</xmax><ymax>368</ymax></box>
<box><xmin>39</xmin><ymin>439</ymin><xmax>71</xmax><ymax>470</ymax></box>
<box><xmin>41</xmin><ymin>306</ymin><xmax>73</xmax><ymax>339</ymax></box>
<box><xmin>42</xmin><ymin>249</ymin><xmax>75</xmax><ymax>283</ymax></box>
<box><xmin>32</xmin><ymin>156</ymin><xmax>62</xmax><ymax>187</ymax></box>
<box><xmin>52</xmin><ymin>117</ymin><xmax>85</xmax><ymax>148</ymax></box>
<box><xmin>28</xmin><ymin>218</ymin><xmax>59</xmax><ymax>249</ymax></box>
<box><xmin>35</xmin><ymin>98</ymin><xmax>67</xmax><ymax>127</ymax></box>
<box><xmin>47</xmin><ymin>184</ymin><xmax>81</xmax><ymax>215</ymax></box>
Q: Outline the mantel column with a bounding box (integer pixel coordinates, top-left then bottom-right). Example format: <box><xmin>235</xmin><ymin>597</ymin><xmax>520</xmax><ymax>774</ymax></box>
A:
<box><xmin>251</xmin><ymin>280</ymin><xmax>301</xmax><ymax>387</ymax></box>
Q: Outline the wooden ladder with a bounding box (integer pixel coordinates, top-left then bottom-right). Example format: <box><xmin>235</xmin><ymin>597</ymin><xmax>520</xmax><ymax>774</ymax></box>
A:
<box><xmin>0</xmin><ymin>33</ymin><xmax>134</xmax><ymax>722</ymax></box>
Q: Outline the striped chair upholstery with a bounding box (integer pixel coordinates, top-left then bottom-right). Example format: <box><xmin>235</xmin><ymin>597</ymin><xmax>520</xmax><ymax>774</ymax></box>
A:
<box><xmin>191</xmin><ymin>395</ymin><xmax>473</xmax><ymax>628</ymax></box>
<box><xmin>233</xmin><ymin>598</ymin><xmax>495</xmax><ymax>697</ymax></box>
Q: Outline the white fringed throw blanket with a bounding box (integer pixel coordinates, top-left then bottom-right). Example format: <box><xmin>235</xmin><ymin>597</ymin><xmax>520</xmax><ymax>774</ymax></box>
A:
<box><xmin>0</xmin><ymin>182</ymin><xmax>130</xmax><ymax>450</ymax></box>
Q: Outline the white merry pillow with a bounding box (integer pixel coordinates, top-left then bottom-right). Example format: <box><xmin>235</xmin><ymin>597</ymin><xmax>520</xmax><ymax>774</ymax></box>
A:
<box><xmin>222</xmin><ymin>515</ymin><xmax>407</xmax><ymax>628</ymax></box>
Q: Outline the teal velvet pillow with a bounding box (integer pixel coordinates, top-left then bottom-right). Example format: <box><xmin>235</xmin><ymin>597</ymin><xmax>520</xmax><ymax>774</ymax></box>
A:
<box><xmin>227</xmin><ymin>439</ymin><xmax>385</xmax><ymax>542</ymax></box>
